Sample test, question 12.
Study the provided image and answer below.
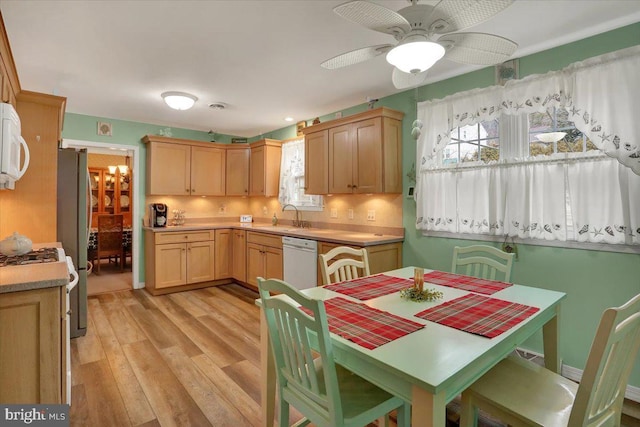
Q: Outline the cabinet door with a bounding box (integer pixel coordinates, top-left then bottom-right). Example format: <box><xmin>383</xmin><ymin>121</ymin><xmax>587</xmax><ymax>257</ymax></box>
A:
<box><xmin>264</xmin><ymin>246</ymin><xmax>283</xmax><ymax>281</ymax></box>
<box><xmin>0</xmin><ymin>287</ymin><xmax>61</xmax><ymax>403</ymax></box>
<box><xmin>246</xmin><ymin>242</ymin><xmax>265</xmax><ymax>287</ymax></box>
<box><xmin>191</xmin><ymin>146</ymin><xmax>225</xmax><ymax>196</ymax></box>
<box><xmin>382</xmin><ymin>117</ymin><xmax>402</xmax><ymax>194</ymax></box>
<box><xmin>232</xmin><ymin>230</ymin><xmax>247</xmax><ymax>282</ymax></box>
<box><xmin>187</xmin><ymin>241</ymin><xmax>215</xmax><ymax>284</ymax></box>
<box><xmin>148</xmin><ymin>142</ymin><xmax>191</xmax><ymax>195</ymax></box>
<box><xmin>214</xmin><ymin>229</ymin><xmax>232</xmax><ymax>279</ymax></box>
<box><xmin>328</xmin><ymin>123</ymin><xmax>353</xmax><ymax>193</ymax></box>
<box><xmin>249</xmin><ymin>145</ymin><xmax>266</xmax><ymax>196</ymax></box>
<box><xmin>226</xmin><ymin>147</ymin><xmax>249</xmax><ymax>196</ymax></box>
<box><xmin>352</xmin><ymin>117</ymin><xmax>382</xmax><ymax>194</ymax></box>
<box><xmin>304</xmin><ymin>130</ymin><xmax>329</xmax><ymax>194</ymax></box>
<box><xmin>155</xmin><ymin>243</ymin><xmax>187</xmax><ymax>288</ymax></box>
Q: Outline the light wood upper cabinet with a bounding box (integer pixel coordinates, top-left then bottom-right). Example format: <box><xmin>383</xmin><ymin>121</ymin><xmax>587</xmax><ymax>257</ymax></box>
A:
<box><xmin>303</xmin><ymin>107</ymin><xmax>403</xmax><ymax>195</ymax></box>
<box><xmin>249</xmin><ymin>139</ymin><xmax>281</xmax><ymax>197</ymax></box>
<box><xmin>304</xmin><ymin>130</ymin><xmax>329</xmax><ymax>194</ymax></box>
<box><xmin>191</xmin><ymin>145</ymin><xmax>225</xmax><ymax>196</ymax></box>
<box><xmin>226</xmin><ymin>146</ymin><xmax>250</xmax><ymax>196</ymax></box>
<box><xmin>142</xmin><ymin>136</ymin><xmax>226</xmax><ymax>196</ymax></box>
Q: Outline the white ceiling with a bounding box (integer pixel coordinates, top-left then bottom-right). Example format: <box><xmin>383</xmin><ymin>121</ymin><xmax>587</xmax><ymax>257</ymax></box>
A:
<box><xmin>1</xmin><ymin>1</ymin><xmax>639</xmax><ymax>138</ymax></box>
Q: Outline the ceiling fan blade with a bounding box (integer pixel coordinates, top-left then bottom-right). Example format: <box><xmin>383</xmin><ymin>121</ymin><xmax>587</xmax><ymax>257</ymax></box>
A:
<box><xmin>321</xmin><ymin>44</ymin><xmax>393</xmax><ymax>69</ymax></box>
<box><xmin>392</xmin><ymin>68</ymin><xmax>428</xmax><ymax>90</ymax></box>
<box><xmin>334</xmin><ymin>0</ymin><xmax>411</xmax><ymax>36</ymax></box>
<box><xmin>428</xmin><ymin>0</ymin><xmax>513</xmax><ymax>34</ymax></box>
<box><xmin>439</xmin><ymin>32</ymin><xmax>517</xmax><ymax>65</ymax></box>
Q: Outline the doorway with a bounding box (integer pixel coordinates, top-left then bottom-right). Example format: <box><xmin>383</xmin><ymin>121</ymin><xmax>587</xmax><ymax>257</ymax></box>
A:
<box><xmin>61</xmin><ymin>139</ymin><xmax>142</xmax><ymax>292</ymax></box>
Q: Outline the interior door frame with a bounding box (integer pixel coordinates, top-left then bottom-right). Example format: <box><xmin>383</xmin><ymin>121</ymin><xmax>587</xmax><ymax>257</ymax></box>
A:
<box><xmin>61</xmin><ymin>138</ymin><xmax>143</xmax><ymax>289</ymax></box>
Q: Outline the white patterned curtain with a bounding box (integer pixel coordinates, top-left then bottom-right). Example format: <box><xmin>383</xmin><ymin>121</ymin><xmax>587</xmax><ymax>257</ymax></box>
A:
<box><xmin>567</xmin><ymin>157</ymin><xmax>640</xmax><ymax>245</ymax></box>
<box><xmin>415</xmin><ymin>45</ymin><xmax>640</xmax><ymax>245</ymax></box>
<box><xmin>279</xmin><ymin>138</ymin><xmax>323</xmax><ymax>209</ymax></box>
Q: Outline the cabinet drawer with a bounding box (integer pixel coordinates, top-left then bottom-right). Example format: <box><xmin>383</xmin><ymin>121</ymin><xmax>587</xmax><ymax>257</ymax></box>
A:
<box><xmin>247</xmin><ymin>231</ymin><xmax>282</xmax><ymax>249</ymax></box>
<box><xmin>155</xmin><ymin>230</ymin><xmax>215</xmax><ymax>244</ymax></box>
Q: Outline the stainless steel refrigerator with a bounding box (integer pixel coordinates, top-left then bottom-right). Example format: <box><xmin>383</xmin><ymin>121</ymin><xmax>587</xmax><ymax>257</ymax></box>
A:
<box><xmin>57</xmin><ymin>148</ymin><xmax>88</xmax><ymax>338</ymax></box>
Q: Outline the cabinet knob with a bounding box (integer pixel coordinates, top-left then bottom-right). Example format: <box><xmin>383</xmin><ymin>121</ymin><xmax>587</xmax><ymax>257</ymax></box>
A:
<box><xmin>184</xmin><ymin>236</ymin><xmax>188</xmax><ymax>239</ymax></box>
<box><xmin>347</xmin><ymin>184</ymin><xmax>352</xmax><ymax>188</ymax></box>
<box><xmin>186</xmin><ymin>189</ymin><xmax>190</xmax><ymax>193</ymax></box>
<box><xmin>67</xmin><ymin>310</ymin><xmax>72</xmax><ymax>316</ymax></box>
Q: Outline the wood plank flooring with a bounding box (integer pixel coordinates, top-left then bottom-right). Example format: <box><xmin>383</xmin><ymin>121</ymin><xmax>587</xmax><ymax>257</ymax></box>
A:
<box><xmin>71</xmin><ymin>284</ymin><xmax>640</xmax><ymax>427</ymax></box>
<box><xmin>70</xmin><ymin>284</ymin><xmax>306</xmax><ymax>427</ymax></box>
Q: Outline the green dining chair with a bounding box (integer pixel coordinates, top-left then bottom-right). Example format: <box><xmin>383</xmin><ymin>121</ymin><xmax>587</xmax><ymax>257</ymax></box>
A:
<box><xmin>459</xmin><ymin>293</ymin><xmax>640</xmax><ymax>427</ymax></box>
<box><xmin>258</xmin><ymin>277</ymin><xmax>410</xmax><ymax>427</ymax></box>
<box><xmin>451</xmin><ymin>245</ymin><xmax>515</xmax><ymax>282</ymax></box>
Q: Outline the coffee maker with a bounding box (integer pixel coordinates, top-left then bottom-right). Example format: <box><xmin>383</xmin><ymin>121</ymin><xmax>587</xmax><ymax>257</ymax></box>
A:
<box><xmin>149</xmin><ymin>203</ymin><xmax>168</xmax><ymax>227</ymax></box>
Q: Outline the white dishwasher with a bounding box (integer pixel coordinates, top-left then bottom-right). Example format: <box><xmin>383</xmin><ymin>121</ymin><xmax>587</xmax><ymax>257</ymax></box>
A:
<box><xmin>282</xmin><ymin>236</ymin><xmax>318</xmax><ymax>290</ymax></box>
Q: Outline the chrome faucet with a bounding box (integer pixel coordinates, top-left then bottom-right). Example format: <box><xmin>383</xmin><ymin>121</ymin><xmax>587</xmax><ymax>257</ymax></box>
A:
<box><xmin>282</xmin><ymin>204</ymin><xmax>303</xmax><ymax>227</ymax></box>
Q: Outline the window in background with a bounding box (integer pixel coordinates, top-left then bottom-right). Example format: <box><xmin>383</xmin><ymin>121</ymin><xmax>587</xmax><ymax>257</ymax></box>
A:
<box><xmin>529</xmin><ymin>107</ymin><xmax>597</xmax><ymax>156</ymax></box>
<box><xmin>279</xmin><ymin>138</ymin><xmax>323</xmax><ymax>211</ymax></box>
<box><xmin>445</xmin><ymin>119</ymin><xmax>500</xmax><ymax>164</ymax></box>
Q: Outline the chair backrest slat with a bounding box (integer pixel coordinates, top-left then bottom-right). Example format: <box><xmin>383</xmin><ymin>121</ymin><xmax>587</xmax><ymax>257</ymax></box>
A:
<box><xmin>320</xmin><ymin>246</ymin><xmax>371</xmax><ymax>285</ymax></box>
<box><xmin>259</xmin><ymin>277</ymin><xmax>344</xmax><ymax>422</ymax></box>
<box><xmin>570</xmin><ymin>294</ymin><xmax>640</xmax><ymax>427</ymax></box>
<box><xmin>452</xmin><ymin>245</ymin><xmax>514</xmax><ymax>282</ymax></box>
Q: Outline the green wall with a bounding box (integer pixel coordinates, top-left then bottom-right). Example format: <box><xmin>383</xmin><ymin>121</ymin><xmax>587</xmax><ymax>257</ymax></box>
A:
<box><xmin>398</xmin><ymin>23</ymin><xmax>640</xmax><ymax>389</ymax></box>
<box><xmin>62</xmin><ymin>23</ymin><xmax>640</xmax><ymax>389</ymax></box>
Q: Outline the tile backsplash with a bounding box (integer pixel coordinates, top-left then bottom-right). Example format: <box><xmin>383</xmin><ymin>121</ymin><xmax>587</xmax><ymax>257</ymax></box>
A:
<box><xmin>145</xmin><ymin>194</ymin><xmax>403</xmax><ymax>228</ymax></box>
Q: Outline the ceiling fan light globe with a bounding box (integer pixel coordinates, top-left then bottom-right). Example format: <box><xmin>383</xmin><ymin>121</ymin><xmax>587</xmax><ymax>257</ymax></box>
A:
<box><xmin>161</xmin><ymin>91</ymin><xmax>198</xmax><ymax>110</ymax></box>
<box><xmin>386</xmin><ymin>41</ymin><xmax>445</xmax><ymax>74</ymax></box>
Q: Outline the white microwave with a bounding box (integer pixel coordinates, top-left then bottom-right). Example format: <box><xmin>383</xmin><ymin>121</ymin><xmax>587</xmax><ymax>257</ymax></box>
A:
<box><xmin>0</xmin><ymin>103</ymin><xmax>29</xmax><ymax>190</ymax></box>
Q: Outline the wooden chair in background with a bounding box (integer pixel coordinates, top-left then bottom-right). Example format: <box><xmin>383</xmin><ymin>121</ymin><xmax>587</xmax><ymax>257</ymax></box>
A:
<box><xmin>460</xmin><ymin>293</ymin><xmax>640</xmax><ymax>427</ymax></box>
<box><xmin>257</xmin><ymin>277</ymin><xmax>410</xmax><ymax>427</ymax></box>
<box><xmin>95</xmin><ymin>214</ymin><xmax>124</xmax><ymax>275</ymax></box>
<box><xmin>319</xmin><ymin>246</ymin><xmax>370</xmax><ymax>285</ymax></box>
<box><xmin>451</xmin><ymin>245</ymin><xmax>515</xmax><ymax>282</ymax></box>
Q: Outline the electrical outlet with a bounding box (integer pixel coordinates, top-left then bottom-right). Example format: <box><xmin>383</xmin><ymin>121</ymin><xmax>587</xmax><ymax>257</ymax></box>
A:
<box><xmin>367</xmin><ymin>210</ymin><xmax>376</xmax><ymax>221</ymax></box>
<box><xmin>330</xmin><ymin>208</ymin><xmax>338</xmax><ymax>218</ymax></box>
<box><xmin>348</xmin><ymin>209</ymin><xmax>354</xmax><ymax>220</ymax></box>
<box><xmin>262</xmin><ymin>206</ymin><xmax>268</xmax><ymax>216</ymax></box>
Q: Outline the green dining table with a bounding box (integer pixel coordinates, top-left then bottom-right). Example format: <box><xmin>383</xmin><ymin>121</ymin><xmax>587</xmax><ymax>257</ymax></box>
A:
<box><xmin>258</xmin><ymin>266</ymin><xmax>566</xmax><ymax>427</ymax></box>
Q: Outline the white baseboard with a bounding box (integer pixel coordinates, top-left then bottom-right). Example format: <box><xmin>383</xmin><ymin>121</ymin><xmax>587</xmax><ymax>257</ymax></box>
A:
<box><xmin>515</xmin><ymin>347</ymin><xmax>640</xmax><ymax>403</ymax></box>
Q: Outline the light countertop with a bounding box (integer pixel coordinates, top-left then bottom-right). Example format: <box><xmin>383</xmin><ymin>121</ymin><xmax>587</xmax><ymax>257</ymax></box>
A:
<box><xmin>0</xmin><ymin>243</ymin><xmax>69</xmax><ymax>294</ymax></box>
<box><xmin>143</xmin><ymin>222</ymin><xmax>404</xmax><ymax>246</ymax></box>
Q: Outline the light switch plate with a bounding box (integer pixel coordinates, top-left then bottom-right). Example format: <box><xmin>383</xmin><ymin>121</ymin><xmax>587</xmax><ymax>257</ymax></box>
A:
<box><xmin>240</xmin><ymin>215</ymin><xmax>253</xmax><ymax>223</ymax></box>
<box><xmin>367</xmin><ymin>210</ymin><xmax>376</xmax><ymax>221</ymax></box>
<box><xmin>330</xmin><ymin>208</ymin><xmax>338</xmax><ymax>218</ymax></box>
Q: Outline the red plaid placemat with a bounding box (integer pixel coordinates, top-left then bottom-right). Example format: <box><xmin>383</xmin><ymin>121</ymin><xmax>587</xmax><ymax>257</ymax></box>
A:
<box><xmin>423</xmin><ymin>271</ymin><xmax>512</xmax><ymax>295</ymax></box>
<box><xmin>324</xmin><ymin>274</ymin><xmax>414</xmax><ymax>300</ymax></box>
<box><xmin>302</xmin><ymin>297</ymin><xmax>424</xmax><ymax>350</ymax></box>
<box><xmin>414</xmin><ymin>294</ymin><xmax>539</xmax><ymax>338</ymax></box>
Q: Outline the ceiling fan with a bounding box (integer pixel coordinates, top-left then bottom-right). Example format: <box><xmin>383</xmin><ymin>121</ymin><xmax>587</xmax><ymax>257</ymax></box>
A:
<box><xmin>321</xmin><ymin>0</ymin><xmax>518</xmax><ymax>89</ymax></box>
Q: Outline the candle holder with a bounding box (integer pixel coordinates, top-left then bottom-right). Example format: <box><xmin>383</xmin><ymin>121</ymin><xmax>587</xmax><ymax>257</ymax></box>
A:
<box><xmin>400</xmin><ymin>268</ymin><xmax>443</xmax><ymax>302</ymax></box>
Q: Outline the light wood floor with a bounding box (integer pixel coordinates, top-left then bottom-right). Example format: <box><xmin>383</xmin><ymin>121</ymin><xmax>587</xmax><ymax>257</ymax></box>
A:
<box><xmin>71</xmin><ymin>284</ymin><xmax>640</xmax><ymax>427</ymax></box>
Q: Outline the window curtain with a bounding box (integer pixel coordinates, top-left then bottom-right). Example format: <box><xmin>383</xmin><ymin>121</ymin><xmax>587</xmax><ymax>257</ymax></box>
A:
<box><xmin>415</xmin><ymin>45</ymin><xmax>640</xmax><ymax>243</ymax></box>
<box><xmin>416</xmin><ymin>45</ymin><xmax>640</xmax><ymax>175</ymax></box>
<box><xmin>278</xmin><ymin>138</ymin><xmax>323</xmax><ymax>208</ymax></box>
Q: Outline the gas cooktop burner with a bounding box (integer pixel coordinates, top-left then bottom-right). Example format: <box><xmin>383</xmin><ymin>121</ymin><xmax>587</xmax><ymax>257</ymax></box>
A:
<box><xmin>0</xmin><ymin>247</ymin><xmax>60</xmax><ymax>267</ymax></box>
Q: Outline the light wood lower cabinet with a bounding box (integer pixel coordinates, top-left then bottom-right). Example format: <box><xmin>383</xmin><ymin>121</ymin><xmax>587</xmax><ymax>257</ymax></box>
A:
<box><xmin>214</xmin><ymin>229</ymin><xmax>232</xmax><ymax>279</ymax></box>
<box><xmin>145</xmin><ymin>230</ymin><xmax>215</xmax><ymax>295</ymax></box>
<box><xmin>232</xmin><ymin>229</ymin><xmax>247</xmax><ymax>282</ymax></box>
<box><xmin>246</xmin><ymin>231</ymin><xmax>283</xmax><ymax>288</ymax></box>
<box><xmin>317</xmin><ymin>241</ymin><xmax>402</xmax><ymax>286</ymax></box>
<box><xmin>0</xmin><ymin>286</ymin><xmax>65</xmax><ymax>403</ymax></box>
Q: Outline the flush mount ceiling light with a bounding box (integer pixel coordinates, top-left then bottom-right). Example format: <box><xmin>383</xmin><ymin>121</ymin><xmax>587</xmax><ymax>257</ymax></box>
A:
<box><xmin>161</xmin><ymin>91</ymin><xmax>197</xmax><ymax>110</ymax></box>
<box><xmin>386</xmin><ymin>35</ymin><xmax>446</xmax><ymax>74</ymax></box>
<box><xmin>536</xmin><ymin>132</ymin><xmax>567</xmax><ymax>143</ymax></box>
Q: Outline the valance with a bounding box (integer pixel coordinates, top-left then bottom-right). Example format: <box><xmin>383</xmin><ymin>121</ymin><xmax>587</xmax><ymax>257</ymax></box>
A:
<box><xmin>417</xmin><ymin>45</ymin><xmax>640</xmax><ymax>175</ymax></box>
